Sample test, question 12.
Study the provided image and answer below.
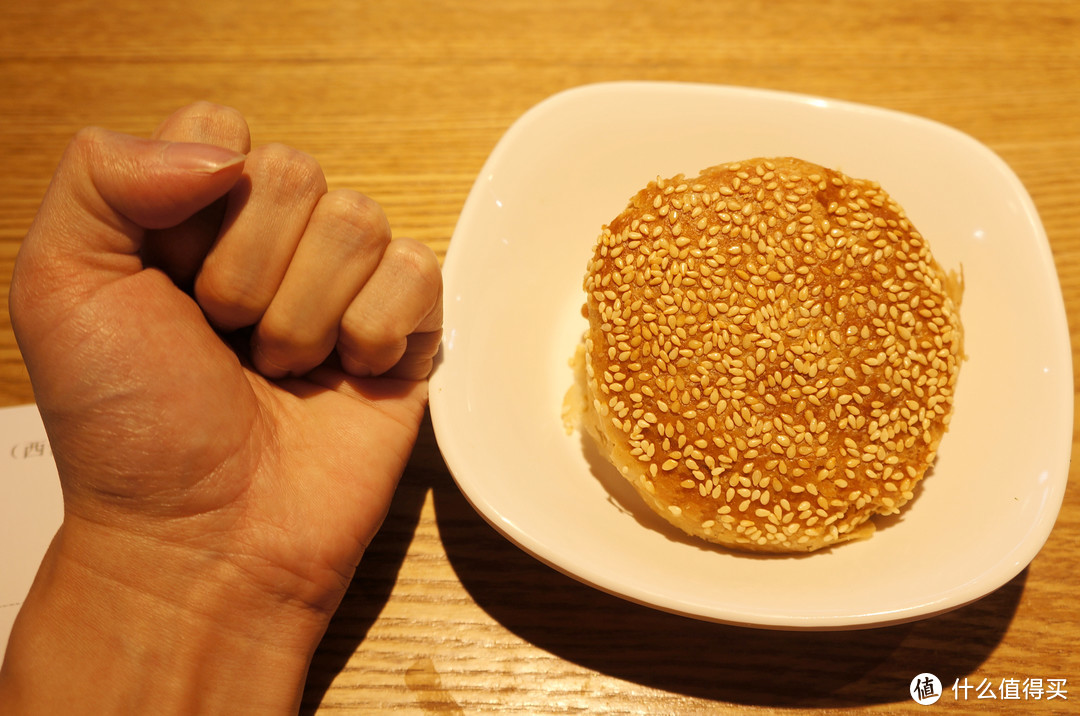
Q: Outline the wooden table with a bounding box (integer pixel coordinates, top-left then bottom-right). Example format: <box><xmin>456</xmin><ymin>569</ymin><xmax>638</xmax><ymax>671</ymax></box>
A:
<box><xmin>2</xmin><ymin>1</ymin><xmax>1077</xmax><ymax>713</ymax></box>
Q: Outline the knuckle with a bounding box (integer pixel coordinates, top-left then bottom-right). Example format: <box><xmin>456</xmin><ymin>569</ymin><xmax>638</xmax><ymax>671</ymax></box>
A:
<box><xmin>339</xmin><ymin>334</ymin><xmax>406</xmax><ymax>376</ymax></box>
<box><xmin>318</xmin><ymin>190</ymin><xmax>391</xmax><ymax>248</ymax></box>
<box><xmin>66</xmin><ymin>126</ymin><xmax>108</xmax><ymax>163</ymax></box>
<box><xmin>256</xmin><ymin>313</ymin><xmax>331</xmax><ymax>373</ymax></box>
<box><xmin>388</xmin><ymin>237</ymin><xmax>442</xmax><ymax>294</ymax></box>
<box><xmin>343</xmin><ymin>312</ymin><xmax>404</xmax><ymax>356</ymax></box>
<box><xmin>193</xmin><ymin>264</ymin><xmax>272</xmax><ymax>329</ymax></box>
<box><xmin>387</xmin><ymin>350</ymin><xmax>436</xmax><ymax>381</ymax></box>
<box><xmin>361</xmin><ymin>316</ymin><xmax>404</xmax><ymax>350</ymax></box>
<box><xmin>176</xmin><ymin>100</ymin><xmax>240</xmax><ymax>123</ymax></box>
<box><xmin>164</xmin><ymin>102</ymin><xmax>249</xmax><ymax>147</ymax></box>
<box><xmin>246</xmin><ymin>143</ymin><xmax>326</xmax><ymax>198</ymax></box>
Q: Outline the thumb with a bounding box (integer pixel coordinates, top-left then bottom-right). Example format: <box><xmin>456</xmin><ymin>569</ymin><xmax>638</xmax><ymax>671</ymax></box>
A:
<box><xmin>9</xmin><ymin>126</ymin><xmax>249</xmax><ymax>420</ymax></box>
<box><xmin>17</xmin><ymin>126</ymin><xmax>245</xmax><ymax>291</ymax></box>
<box><xmin>11</xmin><ymin>126</ymin><xmax>245</xmax><ymax>331</ymax></box>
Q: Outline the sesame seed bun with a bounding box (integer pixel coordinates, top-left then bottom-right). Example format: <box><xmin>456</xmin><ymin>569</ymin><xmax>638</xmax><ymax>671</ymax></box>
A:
<box><xmin>565</xmin><ymin>157</ymin><xmax>963</xmax><ymax>553</ymax></box>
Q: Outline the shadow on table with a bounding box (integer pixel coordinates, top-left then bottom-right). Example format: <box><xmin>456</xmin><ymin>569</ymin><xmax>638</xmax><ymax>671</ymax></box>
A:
<box><xmin>429</xmin><ymin>457</ymin><xmax>1025</xmax><ymax>709</ymax></box>
<box><xmin>301</xmin><ymin>416</ymin><xmax>1024</xmax><ymax>711</ymax></box>
<box><xmin>299</xmin><ymin>415</ymin><xmax>442</xmax><ymax>715</ymax></box>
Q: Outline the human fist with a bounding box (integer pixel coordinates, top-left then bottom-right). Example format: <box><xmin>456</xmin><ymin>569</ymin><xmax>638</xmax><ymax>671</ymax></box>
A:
<box><xmin>2</xmin><ymin>103</ymin><xmax>442</xmax><ymax>713</ymax></box>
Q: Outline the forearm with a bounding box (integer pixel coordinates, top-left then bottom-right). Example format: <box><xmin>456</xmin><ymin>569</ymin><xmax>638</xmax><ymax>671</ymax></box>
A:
<box><xmin>0</xmin><ymin>519</ymin><xmax>330</xmax><ymax>715</ymax></box>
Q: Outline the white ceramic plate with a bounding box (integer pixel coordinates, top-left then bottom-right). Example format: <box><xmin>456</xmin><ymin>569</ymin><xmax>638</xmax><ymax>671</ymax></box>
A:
<box><xmin>429</xmin><ymin>82</ymin><xmax>1072</xmax><ymax>629</ymax></box>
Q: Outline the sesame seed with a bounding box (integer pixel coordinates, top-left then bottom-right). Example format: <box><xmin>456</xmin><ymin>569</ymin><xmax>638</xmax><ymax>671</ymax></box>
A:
<box><xmin>580</xmin><ymin>156</ymin><xmax>962</xmax><ymax>553</ymax></box>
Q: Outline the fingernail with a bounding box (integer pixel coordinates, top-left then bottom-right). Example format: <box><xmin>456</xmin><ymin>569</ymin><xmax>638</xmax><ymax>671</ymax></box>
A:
<box><xmin>162</xmin><ymin>141</ymin><xmax>246</xmax><ymax>174</ymax></box>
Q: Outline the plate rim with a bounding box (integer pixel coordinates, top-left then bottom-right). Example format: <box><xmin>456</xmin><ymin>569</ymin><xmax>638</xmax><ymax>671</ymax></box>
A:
<box><xmin>430</xmin><ymin>80</ymin><xmax>1074</xmax><ymax>630</ymax></box>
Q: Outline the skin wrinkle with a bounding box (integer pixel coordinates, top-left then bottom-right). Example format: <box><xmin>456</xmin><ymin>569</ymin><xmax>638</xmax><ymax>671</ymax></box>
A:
<box><xmin>336</xmin><ymin>239</ymin><xmax>442</xmax><ymax>378</ymax></box>
<box><xmin>194</xmin><ymin>147</ymin><xmax>326</xmax><ymax>332</ymax></box>
<box><xmin>252</xmin><ymin>191</ymin><xmax>391</xmax><ymax>376</ymax></box>
<box><xmin>1</xmin><ymin>103</ymin><xmax>442</xmax><ymax>713</ymax></box>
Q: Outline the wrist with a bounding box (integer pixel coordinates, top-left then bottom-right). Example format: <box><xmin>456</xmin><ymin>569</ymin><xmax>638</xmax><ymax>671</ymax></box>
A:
<box><xmin>0</xmin><ymin>516</ymin><xmax>331</xmax><ymax>715</ymax></box>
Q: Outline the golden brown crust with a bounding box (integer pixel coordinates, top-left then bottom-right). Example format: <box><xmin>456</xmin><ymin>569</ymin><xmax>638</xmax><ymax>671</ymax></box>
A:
<box><xmin>577</xmin><ymin>157</ymin><xmax>962</xmax><ymax>552</ymax></box>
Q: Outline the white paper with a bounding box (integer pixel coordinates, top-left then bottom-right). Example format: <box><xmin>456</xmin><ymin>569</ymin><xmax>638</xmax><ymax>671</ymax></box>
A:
<box><xmin>0</xmin><ymin>404</ymin><xmax>63</xmax><ymax>660</ymax></box>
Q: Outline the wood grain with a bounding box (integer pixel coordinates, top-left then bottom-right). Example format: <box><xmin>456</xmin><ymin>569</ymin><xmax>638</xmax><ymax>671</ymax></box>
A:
<box><xmin>2</xmin><ymin>1</ymin><xmax>1077</xmax><ymax>713</ymax></box>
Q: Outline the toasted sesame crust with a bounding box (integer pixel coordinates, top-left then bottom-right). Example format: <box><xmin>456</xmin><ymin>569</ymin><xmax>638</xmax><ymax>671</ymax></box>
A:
<box><xmin>577</xmin><ymin>157</ymin><xmax>963</xmax><ymax>553</ymax></box>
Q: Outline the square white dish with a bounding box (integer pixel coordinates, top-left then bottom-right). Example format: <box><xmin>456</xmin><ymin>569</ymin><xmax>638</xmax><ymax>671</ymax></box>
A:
<box><xmin>429</xmin><ymin>81</ymin><xmax>1072</xmax><ymax>629</ymax></box>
